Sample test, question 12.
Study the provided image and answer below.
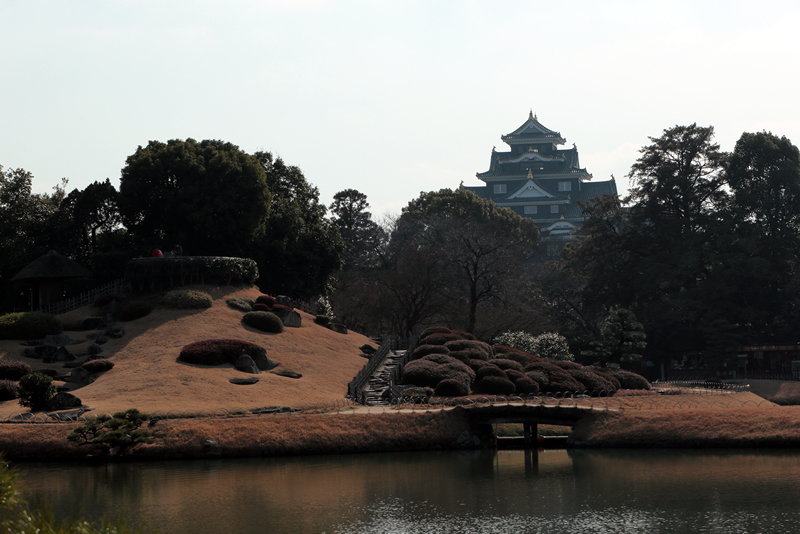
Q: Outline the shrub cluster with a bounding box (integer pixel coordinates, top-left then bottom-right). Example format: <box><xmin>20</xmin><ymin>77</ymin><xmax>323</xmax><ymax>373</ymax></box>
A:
<box><xmin>0</xmin><ymin>312</ymin><xmax>62</xmax><ymax>340</ymax></box>
<box><xmin>0</xmin><ymin>360</ymin><xmax>33</xmax><ymax>381</ymax></box>
<box><xmin>18</xmin><ymin>373</ymin><xmax>56</xmax><ymax>411</ymax></box>
<box><xmin>81</xmin><ymin>359</ymin><xmax>115</xmax><ymax>374</ymax></box>
<box><xmin>399</xmin><ymin>386</ymin><xmax>434</xmax><ymax>403</ymax></box>
<box><xmin>179</xmin><ymin>339</ymin><xmax>263</xmax><ymax>365</ymax></box>
<box><xmin>256</xmin><ymin>294</ymin><xmax>276</xmax><ymax>307</ymax></box>
<box><xmin>162</xmin><ymin>289</ymin><xmax>213</xmax><ymax>309</ymax></box>
<box><xmin>411</xmin><ymin>344</ymin><xmax>450</xmax><ymax>359</ymax></box>
<box><xmin>226</xmin><ymin>297</ymin><xmax>255</xmax><ymax>312</ymax></box>
<box><xmin>67</xmin><ymin>408</ymin><xmax>151</xmax><ymax>454</ymax></box>
<box><xmin>242</xmin><ymin>311</ymin><xmax>283</xmax><ymax>333</ymax></box>
<box><xmin>119</xmin><ymin>302</ymin><xmax>153</xmax><ymax>321</ymax></box>
<box><xmin>599</xmin><ymin>367</ymin><xmax>651</xmax><ymax>390</ymax></box>
<box><xmin>434</xmin><ymin>378</ymin><xmax>469</xmax><ymax>397</ymax></box>
<box><xmin>401</xmin><ymin>354</ymin><xmax>475</xmax><ymax>393</ymax></box>
<box><xmin>0</xmin><ymin>379</ymin><xmax>19</xmax><ymax>401</ymax></box>
<box><xmin>252</xmin><ymin>303</ymin><xmax>271</xmax><ymax>312</ymax></box>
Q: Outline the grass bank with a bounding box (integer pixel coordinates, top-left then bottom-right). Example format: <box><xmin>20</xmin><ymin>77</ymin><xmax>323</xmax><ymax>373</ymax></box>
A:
<box><xmin>0</xmin><ymin>410</ymin><xmax>480</xmax><ymax>461</ymax></box>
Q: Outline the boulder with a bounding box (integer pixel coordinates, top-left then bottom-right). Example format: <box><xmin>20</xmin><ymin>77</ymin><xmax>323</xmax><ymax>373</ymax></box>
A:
<box><xmin>328</xmin><ymin>323</ymin><xmax>348</xmax><ymax>334</ymax></box>
<box><xmin>48</xmin><ymin>392</ymin><xmax>82</xmax><ymax>411</ymax></box>
<box><xmin>54</xmin><ymin>346</ymin><xmax>76</xmax><ymax>362</ymax></box>
<box><xmin>281</xmin><ymin>310</ymin><xmax>302</xmax><ymax>328</ymax></box>
<box><xmin>22</xmin><ymin>347</ymin><xmax>39</xmax><ymax>359</ymax></box>
<box><xmin>66</xmin><ymin>367</ymin><xmax>94</xmax><ymax>384</ymax></box>
<box><xmin>275</xmin><ymin>295</ymin><xmax>292</xmax><ymax>306</ymax></box>
<box><xmin>44</xmin><ymin>334</ymin><xmax>76</xmax><ymax>346</ymax></box>
<box><xmin>271</xmin><ymin>370</ymin><xmax>302</xmax><ymax>379</ymax></box>
<box><xmin>30</xmin><ymin>344</ymin><xmax>57</xmax><ymax>361</ymax></box>
<box><xmin>87</xmin><ymin>343</ymin><xmax>103</xmax><ymax>355</ymax></box>
<box><xmin>243</xmin><ymin>345</ymin><xmax>277</xmax><ymax>371</ymax></box>
<box><xmin>229</xmin><ymin>377</ymin><xmax>259</xmax><ymax>385</ymax></box>
<box><xmin>105</xmin><ymin>328</ymin><xmax>125</xmax><ymax>339</ymax></box>
<box><xmin>360</xmin><ymin>344</ymin><xmax>377</xmax><ymax>355</ymax></box>
<box><xmin>234</xmin><ymin>354</ymin><xmax>260</xmax><ymax>375</ymax></box>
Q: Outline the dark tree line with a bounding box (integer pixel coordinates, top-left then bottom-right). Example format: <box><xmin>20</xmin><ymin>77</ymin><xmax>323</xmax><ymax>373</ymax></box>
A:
<box><xmin>555</xmin><ymin>126</ymin><xmax>800</xmax><ymax>365</ymax></box>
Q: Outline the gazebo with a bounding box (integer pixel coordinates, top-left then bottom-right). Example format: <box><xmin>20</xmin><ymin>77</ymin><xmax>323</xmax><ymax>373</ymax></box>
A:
<box><xmin>11</xmin><ymin>250</ymin><xmax>93</xmax><ymax>310</ymax></box>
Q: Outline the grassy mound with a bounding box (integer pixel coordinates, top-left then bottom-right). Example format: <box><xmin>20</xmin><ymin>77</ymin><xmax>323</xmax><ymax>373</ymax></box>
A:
<box><xmin>0</xmin><ymin>312</ymin><xmax>62</xmax><ymax>340</ymax></box>
<box><xmin>179</xmin><ymin>339</ymin><xmax>264</xmax><ymax>366</ymax></box>
<box><xmin>162</xmin><ymin>290</ymin><xmax>213</xmax><ymax>309</ymax></box>
<box><xmin>242</xmin><ymin>311</ymin><xmax>283</xmax><ymax>333</ymax></box>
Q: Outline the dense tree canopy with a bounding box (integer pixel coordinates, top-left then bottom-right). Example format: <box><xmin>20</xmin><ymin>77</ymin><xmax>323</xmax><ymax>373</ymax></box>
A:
<box><xmin>329</xmin><ymin>189</ymin><xmax>385</xmax><ymax>269</ymax></box>
<box><xmin>118</xmin><ymin>139</ymin><xmax>271</xmax><ymax>256</ymax></box>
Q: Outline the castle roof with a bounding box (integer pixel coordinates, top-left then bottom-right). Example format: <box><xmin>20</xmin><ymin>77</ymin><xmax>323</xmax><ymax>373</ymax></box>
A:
<box><xmin>501</xmin><ymin>111</ymin><xmax>566</xmax><ymax>146</ymax></box>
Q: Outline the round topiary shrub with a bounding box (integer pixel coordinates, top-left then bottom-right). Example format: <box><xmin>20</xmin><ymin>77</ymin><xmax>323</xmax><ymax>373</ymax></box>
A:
<box><xmin>18</xmin><ymin>372</ymin><xmax>56</xmax><ymax>411</ymax></box>
<box><xmin>314</xmin><ymin>314</ymin><xmax>331</xmax><ymax>326</ymax></box>
<box><xmin>444</xmin><ymin>340</ymin><xmax>492</xmax><ymax>358</ymax></box>
<box><xmin>525</xmin><ymin>370</ymin><xmax>549</xmax><ymax>389</ymax></box>
<box><xmin>552</xmin><ymin>360</ymin><xmax>583</xmax><ymax>371</ymax></box>
<box><xmin>242</xmin><ymin>311</ymin><xmax>283</xmax><ymax>334</ymax></box>
<box><xmin>493</xmin><ymin>346</ymin><xmax>540</xmax><ymax>366</ymax></box>
<box><xmin>0</xmin><ymin>360</ymin><xmax>33</xmax><ymax>381</ymax></box>
<box><xmin>419</xmin><ymin>326</ymin><xmax>452</xmax><ymax>338</ymax></box>
<box><xmin>400</xmin><ymin>386</ymin><xmax>433</xmax><ymax>403</ymax></box>
<box><xmin>0</xmin><ymin>312</ymin><xmax>62</xmax><ymax>340</ymax></box>
<box><xmin>477</xmin><ymin>375</ymin><xmax>516</xmax><ymax>395</ymax></box>
<box><xmin>179</xmin><ymin>339</ymin><xmax>264</xmax><ymax>365</ymax></box>
<box><xmin>119</xmin><ymin>302</ymin><xmax>153</xmax><ymax>321</ymax></box>
<box><xmin>411</xmin><ymin>344</ymin><xmax>450</xmax><ymax>359</ymax></box>
<box><xmin>0</xmin><ymin>379</ymin><xmax>19</xmax><ymax>401</ymax></box>
<box><xmin>272</xmin><ymin>304</ymin><xmax>293</xmax><ymax>313</ymax></box>
<box><xmin>256</xmin><ymin>295</ymin><xmax>276</xmax><ymax>307</ymax></box>
<box><xmin>450</xmin><ymin>348</ymin><xmax>489</xmax><ymax>362</ymax></box>
<box><xmin>566</xmin><ymin>368</ymin><xmax>617</xmax><ymax>394</ymax></box>
<box><xmin>601</xmin><ymin>368</ymin><xmax>651</xmax><ymax>390</ymax></box>
<box><xmin>514</xmin><ymin>377</ymin><xmax>540</xmax><ymax>395</ymax></box>
<box><xmin>81</xmin><ymin>359</ymin><xmax>115</xmax><ymax>374</ymax></box>
<box><xmin>226</xmin><ymin>297</ymin><xmax>255</xmax><ymax>312</ymax></box>
<box><xmin>476</xmin><ymin>365</ymin><xmax>507</xmax><ymax>381</ymax></box>
<box><xmin>590</xmin><ymin>368</ymin><xmax>622</xmax><ymax>390</ymax></box>
<box><xmin>490</xmin><ymin>359</ymin><xmax>524</xmax><ymax>373</ymax></box>
<box><xmin>252</xmin><ymin>303</ymin><xmax>271</xmax><ymax>312</ymax></box>
<box><xmin>400</xmin><ymin>360</ymin><xmax>441</xmax><ymax>389</ymax></box>
<box><xmin>419</xmin><ymin>332</ymin><xmax>464</xmax><ymax>346</ymax></box>
<box><xmin>434</xmin><ymin>378</ymin><xmax>469</xmax><ymax>397</ymax></box>
<box><xmin>505</xmin><ymin>369</ymin><xmax>526</xmax><ymax>382</ymax></box>
<box><xmin>162</xmin><ymin>290</ymin><xmax>213</xmax><ymax>309</ymax></box>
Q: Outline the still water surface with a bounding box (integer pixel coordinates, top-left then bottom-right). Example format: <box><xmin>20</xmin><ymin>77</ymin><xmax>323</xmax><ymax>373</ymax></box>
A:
<box><xmin>14</xmin><ymin>449</ymin><xmax>800</xmax><ymax>534</ymax></box>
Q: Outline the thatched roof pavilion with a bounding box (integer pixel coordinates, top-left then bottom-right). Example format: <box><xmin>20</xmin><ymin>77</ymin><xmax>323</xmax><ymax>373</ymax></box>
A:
<box><xmin>11</xmin><ymin>250</ymin><xmax>93</xmax><ymax>310</ymax></box>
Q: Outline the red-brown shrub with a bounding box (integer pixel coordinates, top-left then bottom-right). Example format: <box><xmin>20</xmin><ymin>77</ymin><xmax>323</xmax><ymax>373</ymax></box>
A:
<box><xmin>524</xmin><ymin>361</ymin><xmax>586</xmax><ymax>394</ymax></box>
<box><xmin>401</xmin><ymin>360</ymin><xmax>441</xmax><ymax>389</ymax></box>
<box><xmin>468</xmin><ymin>359</ymin><xmax>487</xmax><ymax>372</ymax></box>
<box><xmin>552</xmin><ymin>360</ymin><xmax>583</xmax><ymax>370</ymax></box>
<box><xmin>514</xmin><ymin>377</ymin><xmax>540</xmax><ymax>395</ymax></box>
<box><xmin>525</xmin><ymin>370</ymin><xmax>549</xmax><ymax>388</ymax></box>
<box><xmin>477</xmin><ymin>375</ymin><xmax>516</xmax><ymax>395</ymax></box>
<box><xmin>0</xmin><ymin>360</ymin><xmax>33</xmax><ymax>381</ymax></box>
<box><xmin>491</xmin><ymin>359</ymin><xmax>524</xmax><ymax>372</ymax></box>
<box><xmin>476</xmin><ymin>366</ymin><xmax>507</xmax><ymax>381</ymax></box>
<box><xmin>492</xmin><ymin>347</ymin><xmax>540</xmax><ymax>366</ymax></box>
<box><xmin>411</xmin><ymin>344</ymin><xmax>450</xmax><ymax>360</ymax></box>
<box><xmin>434</xmin><ymin>378</ymin><xmax>469</xmax><ymax>397</ymax></box>
<box><xmin>600</xmin><ymin>368</ymin><xmax>651</xmax><ymax>390</ymax></box>
<box><xmin>272</xmin><ymin>304</ymin><xmax>293</xmax><ymax>313</ymax></box>
<box><xmin>444</xmin><ymin>340</ymin><xmax>491</xmax><ymax>358</ymax></box>
<box><xmin>419</xmin><ymin>326</ymin><xmax>453</xmax><ymax>338</ymax></box>
<box><xmin>179</xmin><ymin>339</ymin><xmax>263</xmax><ymax>366</ymax></box>
<box><xmin>403</xmin><ymin>355</ymin><xmax>476</xmax><ymax>392</ymax></box>
<box><xmin>256</xmin><ymin>295</ymin><xmax>276</xmax><ymax>307</ymax></box>
<box><xmin>505</xmin><ymin>369</ymin><xmax>525</xmax><ymax>381</ymax></box>
<box><xmin>252</xmin><ymin>303</ymin><xmax>271</xmax><ymax>312</ymax></box>
<box><xmin>449</xmin><ymin>348</ymin><xmax>489</xmax><ymax>362</ymax></box>
<box><xmin>81</xmin><ymin>359</ymin><xmax>115</xmax><ymax>374</ymax></box>
<box><xmin>419</xmin><ymin>332</ymin><xmax>464</xmax><ymax>346</ymax></box>
<box><xmin>566</xmin><ymin>368</ymin><xmax>617</xmax><ymax>394</ymax></box>
<box><xmin>451</xmin><ymin>330</ymin><xmax>477</xmax><ymax>341</ymax></box>
<box><xmin>0</xmin><ymin>379</ymin><xmax>19</xmax><ymax>401</ymax></box>
<box><xmin>591</xmin><ymin>368</ymin><xmax>622</xmax><ymax>390</ymax></box>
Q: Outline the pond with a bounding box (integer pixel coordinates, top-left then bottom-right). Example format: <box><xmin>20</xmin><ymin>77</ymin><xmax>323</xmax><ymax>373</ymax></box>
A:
<box><xmin>13</xmin><ymin>448</ymin><xmax>800</xmax><ymax>534</ymax></box>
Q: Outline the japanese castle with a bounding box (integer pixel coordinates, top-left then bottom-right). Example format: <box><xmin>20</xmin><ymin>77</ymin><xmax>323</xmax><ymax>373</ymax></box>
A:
<box><xmin>465</xmin><ymin>112</ymin><xmax>617</xmax><ymax>242</ymax></box>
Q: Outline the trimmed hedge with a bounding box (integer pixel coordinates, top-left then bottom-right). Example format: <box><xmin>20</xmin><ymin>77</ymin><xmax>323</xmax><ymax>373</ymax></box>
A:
<box><xmin>434</xmin><ymin>378</ymin><xmax>469</xmax><ymax>397</ymax></box>
<box><xmin>492</xmin><ymin>347</ymin><xmax>540</xmax><ymax>366</ymax></box>
<box><xmin>252</xmin><ymin>303</ymin><xmax>271</xmax><ymax>312</ymax></box>
<box><xmin>450</xmin><ymin>348</ymin><xmax>489</xmax><ymax>362</ymax></box>
<box><xmin>552</xmin><ymin>360</ymin><xmax>583</xmax><ymax>371</ymax></box>
<box><xmin>0</xmin><ymin>379</ymin><xmax>19</xmax><ymax>401</ymax></box>
<box><xmin>125</xmin><ymin>256</ymin><xmax>259</xmax><ymax>287</ymax></box>
<box><xmin>490</xmin><ymin>359</ymin><xmax>524</xmax><ymax>373</ymax></box>
<box><xmin>272</xmin><ymin>304</ymin><xmax>293</xmax><ymax>313</ymax></box>
<box><xmin>226</xmin><ymin>297</ymin><xmax>255</xmax><ymax>312</ymax></box>
<box><xmin>476</xmin><ymin>366</ymin><xmax>507</xmax><ymax>381</ymax></box>
<box><xmin>590</xmin><ymin>368</ymin><xmax>622</xmax><ymax>390</ymax></box>
<box><xmin>314</xmin><ymin>315</ymin><xmax>331</xmax><ymax>326</ymax></box>
<box><xmin>567</xmin><ymin>368</ymin><xmax>617</xmax><ymax>394</ymax></box>
<box><xmin>179</xmin><ymin>339</ymin><xmax>263</xmax><ymax>366</ymax></box>
<box><xmin>477</xmin><ymin>375</ymin><xmax>516</xmax><ymax>395</ymax></box>
<box><xmin>18</xmin><ymin>372</ymin><xmax>56</xmax><ymax>411</ymax></box>
<box><xmin>402</xmin><ymin>354</ymin><xmax>475</xmax><ymax>394</ymax></box>
<box><xmin>419</xmin><ymin>326</ymin><xmax>453</xmax><ymax>338</ymax></box>
<box><xmin>419</xmin><ymin>332</ymin><xmax>464</xmax><ymax>346</ymax></box>
<box><xmin>514</xmin><ymin>377</ymin><xmax>540</xmax><ymax>395</ymax></box>
<box><xmin>119</xmin><ymin>302</ymin><xmax>153</xmax><ymax>321</ymax></box>
<box><xmin>600</xmin><ymin>368</ymin><xmax>651</xmax><ymax>390</ymax></box>
<box><xmin>411</xmin><ymin>344</ymin><xmax>450</xmax><ymax>360</ymax></box>
<box><xmin>504</xmin><ymin>369</ymin><xmax>526</xmax><ymax>382</ymax></box>
<box><xmin>0</xmin><ymin>360</ymin><xmax>33</xmax><ymax>381</ymax></box>
<box><xmin>524</xmin><ymin>361</ymin><xmax>587</xmax><ymax>394</ymax></box>
<box><xmin>0</xmin><ymin>312</ymin><xmax>62</xmax><ymax>340</ymax></box>
<box><xmin>81</xmin><ymin>359</ymin><xmax>115</xmax><ymax>374</ymax></box>
<box><xmin>162</xmin><ymin>290</ymin><xmax>213</xmax><ymax>309</ymax></box>
<box><xmin>242</xmin><ymin>311</ymin><xmax>283</xmax><ymax>333</ymax></box>
<box><xmin>444</xmin><ymin>340</ymin><xmax>492</xmax><ymax>358</ymax></box>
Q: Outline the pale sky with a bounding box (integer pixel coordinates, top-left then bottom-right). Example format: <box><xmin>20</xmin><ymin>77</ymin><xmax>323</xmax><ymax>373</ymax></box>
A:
<box><xmin>2</xmin><ymin>0</ymin><xmax>799</xmax><ymax>218</ymax></box>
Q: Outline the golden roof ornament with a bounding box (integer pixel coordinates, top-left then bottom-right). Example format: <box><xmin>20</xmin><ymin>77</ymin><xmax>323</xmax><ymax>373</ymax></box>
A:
<box><xmin>527</xmin><ymin>169</ymin><xmax>533</xmax><ymax>179</ymax></box>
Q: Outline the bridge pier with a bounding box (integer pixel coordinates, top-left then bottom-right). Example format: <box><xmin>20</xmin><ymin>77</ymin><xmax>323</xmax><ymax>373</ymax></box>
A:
<box><xmin>523</xmin><ymin>423</ymin><xmax>538</xmax><ymax>448</ymax></box>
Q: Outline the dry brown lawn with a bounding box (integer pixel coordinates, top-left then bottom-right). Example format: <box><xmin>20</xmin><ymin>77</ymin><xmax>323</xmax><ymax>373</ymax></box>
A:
<box><xmin>0</xmin><ymin>286</ymin><xmax>374</xmax><ymax>417</ymax></box>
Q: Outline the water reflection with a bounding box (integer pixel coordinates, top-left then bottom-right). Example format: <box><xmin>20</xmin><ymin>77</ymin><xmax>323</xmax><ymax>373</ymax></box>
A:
<box><xmin>14</xmin><ymin>449</ymin><xmax>800</xmax><ymax>534</ymax></box>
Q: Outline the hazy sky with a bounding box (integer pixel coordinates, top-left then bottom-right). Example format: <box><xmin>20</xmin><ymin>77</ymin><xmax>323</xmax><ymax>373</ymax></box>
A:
<box><xmin>2</xmin><ymin>0</ymin><xmax>799</xmax><ymax>217</ymax></box>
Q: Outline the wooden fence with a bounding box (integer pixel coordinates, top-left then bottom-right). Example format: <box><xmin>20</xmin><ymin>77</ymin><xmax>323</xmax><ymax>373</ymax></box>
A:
<box><xmin>347</xmin><ymin>340</ymin><xmax>392</xmax><ymax>404</ymax></box>
<box><xmin>35</xmin><ymin>279</ymin><xmax>126</xmax><ymax>315</ymax></box>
